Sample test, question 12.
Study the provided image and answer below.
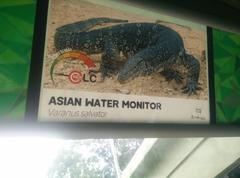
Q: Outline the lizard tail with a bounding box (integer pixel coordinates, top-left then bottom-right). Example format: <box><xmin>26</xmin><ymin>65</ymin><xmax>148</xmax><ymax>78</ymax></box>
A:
<box><xmin>56</xmin><ymin>17</ymin><xmax>128</xmax><ymax>33</ymax></box>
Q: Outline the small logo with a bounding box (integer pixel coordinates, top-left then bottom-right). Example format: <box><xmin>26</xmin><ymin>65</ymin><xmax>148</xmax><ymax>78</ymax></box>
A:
<box><xmin>68</xmin><ymin>71</ymin><xmax>82</xmax><ymax>84</ymax></box>
<box><xmin>195</xmin><ymin>108</ymin><xmax>202</xmax><ymax>114</ymax></box>
<box><xmin>50</xmin><ymin>49</ymin><xmax>97</xmax><ymax>85</ymax></box>
<box><xmin>191</xmin><ymin>107</ymin><xmax>205</xmax><ymax>121</ymax></box>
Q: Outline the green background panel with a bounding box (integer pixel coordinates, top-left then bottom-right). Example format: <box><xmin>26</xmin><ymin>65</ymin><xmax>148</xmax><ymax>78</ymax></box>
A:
<box><xmin>0</xmin><ymin>0</ymin><xmax>36</xmax><ymax>120</ymax></box>
<box><xmin>213</xmin><ymin>29</ymin><xmax>240</xmax><ymax>124</ymax></box>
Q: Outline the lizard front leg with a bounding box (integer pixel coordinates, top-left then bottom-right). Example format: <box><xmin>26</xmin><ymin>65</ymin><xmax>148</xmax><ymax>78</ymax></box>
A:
<box><xmin>100</xmin><ymin>39</ymin><xmax>120</xmax><ymax>79</ymax></box>
<box><xmin>160</xmin><ymin>68</ymin><xmax>183</xmax><ymax>84</ymax></box>
<box><xmin>118</xmin><ymin>46</ymin><xmax>163</xmax><ymax>82</ymax></box>
<box><xmin>181</xmin><ymin>53</ymin><xmax>201</xmax><ymax>94</ymax></box>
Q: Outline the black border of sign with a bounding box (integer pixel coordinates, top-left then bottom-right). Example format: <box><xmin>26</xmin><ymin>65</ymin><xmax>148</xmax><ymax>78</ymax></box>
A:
<box><xmin>207</xmin><ymin>27</ymin><xmax>216</xmax><ymax>125</ymax></box>
<box><xmin>26</xmin><ymin>0</ymin><xmax>216</xmax><ymax>126</ymax></box>
<box><xmin>25</xmin><ymin>0</ymin><xmax>49</xmax><ymax>121</ymax></box>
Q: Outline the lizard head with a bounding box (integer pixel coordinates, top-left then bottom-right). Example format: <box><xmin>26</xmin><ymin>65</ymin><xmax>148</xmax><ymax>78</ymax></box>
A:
<box><xmin>118</xmin><ymin>57</ymin><xmax>149</xmax><ymax>83</ymax></box>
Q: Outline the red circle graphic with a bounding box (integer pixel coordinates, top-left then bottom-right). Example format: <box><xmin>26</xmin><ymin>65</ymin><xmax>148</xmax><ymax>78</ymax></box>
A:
<box><xmin>69</xmin><ymin>71</ymin><xmax>82</xmax><ymax>84</ymax></box>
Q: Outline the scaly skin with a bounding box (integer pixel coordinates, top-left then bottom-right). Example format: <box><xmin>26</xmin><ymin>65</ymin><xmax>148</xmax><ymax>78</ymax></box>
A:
<box><xmin>54</xmin><ymin>18</ymin><xmax>201</xmax><ymax>94</ymax></box>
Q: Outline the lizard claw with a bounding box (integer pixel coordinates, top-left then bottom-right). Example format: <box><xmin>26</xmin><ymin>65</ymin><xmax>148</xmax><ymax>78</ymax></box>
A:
<box><xmin>182</xmin><ymin>81</ymin><xmax>202</xmax><ymax>95</ymax></box>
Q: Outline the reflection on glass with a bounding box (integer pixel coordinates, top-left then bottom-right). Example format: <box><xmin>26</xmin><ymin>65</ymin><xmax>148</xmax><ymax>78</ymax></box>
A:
<box><xmin>48</xmin><ymin>139</ymin><xmax>142</xmax><ymax>178</ymax></box>
<box><xmin>0</xmin><ymin>137</ymin><xmax>239</xmax><ymax>178</ymax></box>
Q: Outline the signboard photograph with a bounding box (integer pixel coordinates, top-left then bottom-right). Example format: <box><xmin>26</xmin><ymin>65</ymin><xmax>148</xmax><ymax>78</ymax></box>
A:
<box><xmin>38</xmin><ymin>0</ymin><xmax>211</xmax><ymax>123</ymax></box>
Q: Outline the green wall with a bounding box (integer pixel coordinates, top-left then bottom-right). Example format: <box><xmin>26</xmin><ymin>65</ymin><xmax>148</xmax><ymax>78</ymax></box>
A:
<box><xmin>213</xmin><ymin>29</ymin><xmax>240</xmax><ymax>124</ymax></box>
<box><xmin>0</xmin><ymin>0</ymin><xmax>36</xmax><ymax>120</ymax></box>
